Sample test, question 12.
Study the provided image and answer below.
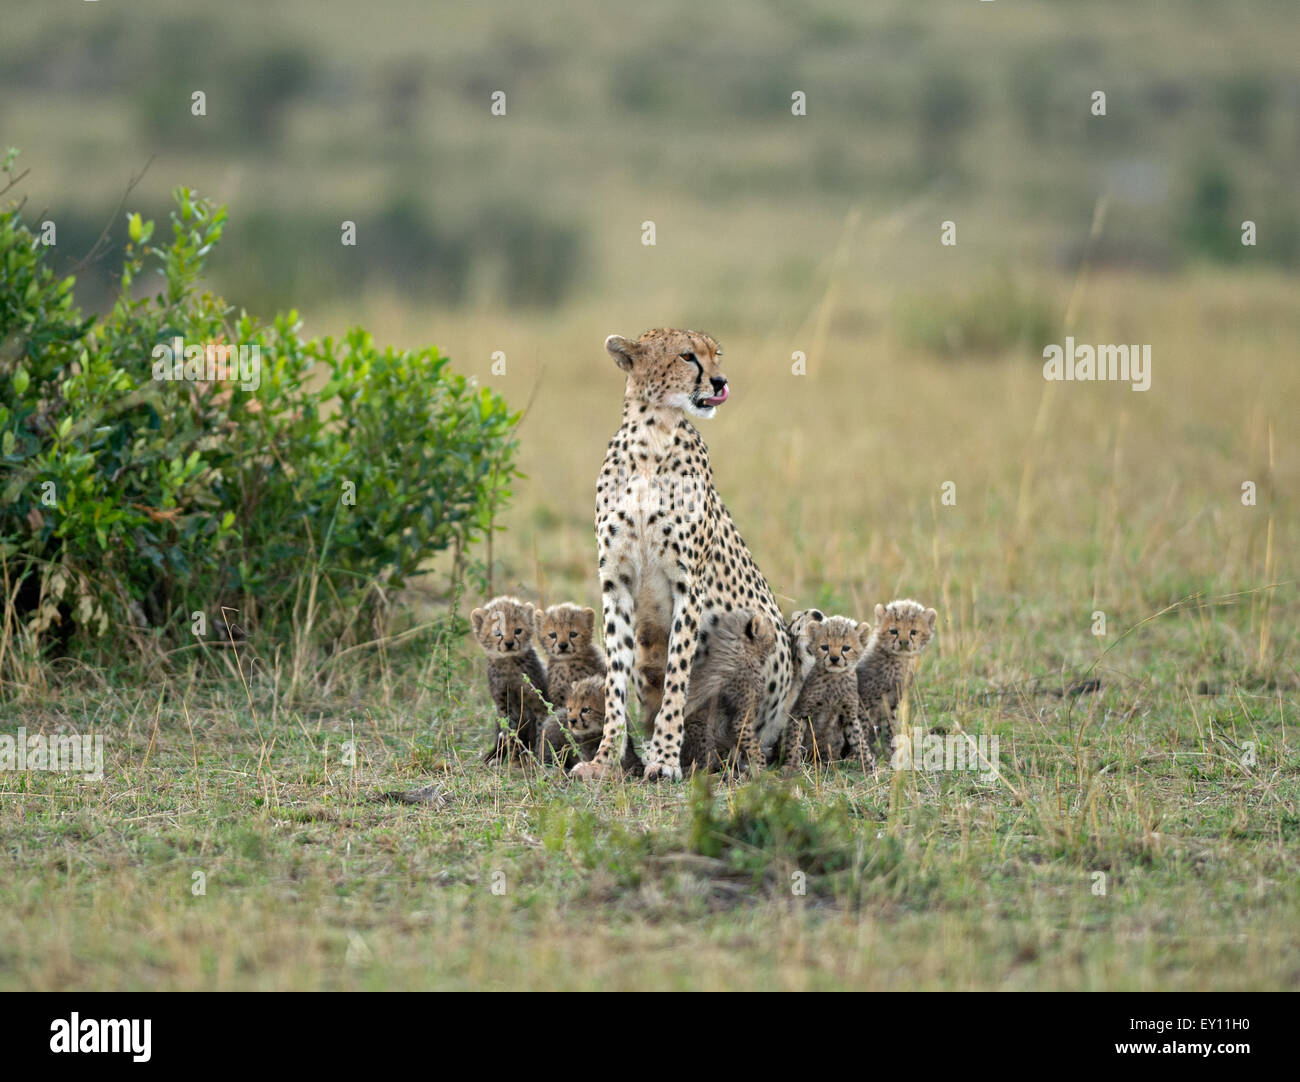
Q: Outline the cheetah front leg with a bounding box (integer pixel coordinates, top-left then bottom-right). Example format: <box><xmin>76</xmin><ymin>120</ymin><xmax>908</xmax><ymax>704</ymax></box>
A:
<box><xmin>570</xmin><ymin>578</ymin><xmax>635</xmax><ymax>780</ymax></box>
<box><xmin>643</xmin><ymin>585</ymin><xmax>703</xmax><ymax>782</ymax></box>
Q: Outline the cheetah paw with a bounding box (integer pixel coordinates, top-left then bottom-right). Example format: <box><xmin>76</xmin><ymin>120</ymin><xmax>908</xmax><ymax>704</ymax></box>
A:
<box><xmin>569</xmin><ymin>760</ymin><xmax>610</xmax><ymax>781</ymax></box>
<box><xmin>643</xmin><ymin>760</ymin><xmax>683</xmax><ymax>783</ymax></box>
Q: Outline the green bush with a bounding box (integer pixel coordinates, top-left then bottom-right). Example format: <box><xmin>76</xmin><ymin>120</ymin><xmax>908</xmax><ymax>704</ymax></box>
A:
<box><xmin>0</xmin><ymin>153</ymin><xmax>520</xmax><ymax>656</ymax></box>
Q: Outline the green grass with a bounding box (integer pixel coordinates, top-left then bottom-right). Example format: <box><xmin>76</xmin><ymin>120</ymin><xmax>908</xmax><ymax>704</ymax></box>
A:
<box><xmin>2</xmin><ymin>0</ymin><xmax>1298</xmax><ymax>992</ymax></box>
<box><xmin>1</xmin><ymin>560</ymin><xmax>1295</xmax><ymax>989</ymax></box>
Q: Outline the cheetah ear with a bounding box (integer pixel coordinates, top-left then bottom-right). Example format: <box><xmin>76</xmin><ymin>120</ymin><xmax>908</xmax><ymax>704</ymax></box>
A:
<box><xmin>874</xmin><ymin>603</ymin><xmax>886</xmax><ymax>624</ymax></box>
<box><xmin>471</xmin><ymin>608</ymin><xmax>486</xmax><ymax>635</ymax></box>
<box><xmin>858</xmin><ymin>623</ymin><xmax>873</xmax><ymax>648</ymax></box>
<box><xmin>580</xmin><ymin>606</ymin><xmax>596</xmax><ymax>633</ymax></box>
<box><xmin>605</xmin><ymin>334</ymin><xmax>637</xmax><ymax>372</ymax></box>
<box><xmin>519</xmin><ymin>602</ymin><xmax>536</xmax><ymax>625</ymax></box>
<box><xmin>809</xmin><ymin>608</ymin><xmax>825</xmax><ymax>623</ymax></box>
<box><xmin>925</xmin><ymin>607</ymin><xmax>938</xmax><ymax>632</ymax></box>
<box><xmin>532</xmin><ymin>608</ymin><xmax>545</xmax><ymax>635</ymax></box>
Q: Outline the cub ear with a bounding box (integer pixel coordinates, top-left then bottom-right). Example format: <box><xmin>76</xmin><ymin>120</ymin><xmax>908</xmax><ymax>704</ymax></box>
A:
<box><xmin>809</xmin><ymin>608</ymin><xmax>825</xmax><ymax>623</ymax></box>
<box><xmin>857</xmin><ymin>623</ymin><xmax>873</xmax><ymax>648</ymax></box>
<box><xmin>605</xmin><ymin>334</ymin><xmax>637</xmax><ymax>372</ymax></box>
<box><xmin>470</xmin><ymin>608</ymin><xmax>486</xmax><ymax>635</ymax></box>
<box><xmin>580</xmin><ymin>606</ymin><xmax>596</xmax><ymax>633</ymax></box>
<box><xmin>874</xmin><ymin>602</ymin><xmax>886</xmax><ymax>624</ymax></box>
<box><xmin>532</xmin><ymin>608</ymin><xmax>546</xmax><ymax>635</ymax></box>
<box><xmin>925</xmin><ymin>607</ymin><xmax>938</xmax><ymax>632</ymax></box>
<box><xmin>519</xmin><ymin>602</ymin><xmax>536</xmax><ymax>625</ymax></box>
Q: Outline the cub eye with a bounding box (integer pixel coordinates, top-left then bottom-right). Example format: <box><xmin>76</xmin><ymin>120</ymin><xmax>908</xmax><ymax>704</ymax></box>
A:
<box><xmin>568</xmin><ymin>631</ymin><xmax>578</xmax><ymax>639</ymax></box>
<box><xmin>840</xmin><ymin>645</ymin><xmax>850</xmax><ymax>654</ymax></box>
<box><xmin>679</xmin><ymin>352</ymin><xmax>697</xmax><ymax>364</ymax></box>
<box><xmin>890</xmin><ymin>628</ymin><xmax>899</xmax><ymax>636</ymax></box>
<box><xmin>819</xmin><ymin>644</ymin><xmax>829</xmax><ymax>652</ymax></box>
<box><xmin>493</xmin><ymin>629</ymin><xmax>503</xmax><ymax>637</ymax></box>
<box><xmin>514</xmin><ymin>627</ymin><xmax>523</xmax><ymax>635</ymax></box>
<box><xmin>549</xmin><ymin>631</ymin><xmax>557</xmax><ymax>638</ymax></box>
<box><xmin>579</xmin><ymin>708</ymin><xmax>589</xmax><ymax>718</ymax></box>
<box><xmin>909</xmin><ymin>629</ymin><xmax>918</xmax><ymax>637</ymax></box>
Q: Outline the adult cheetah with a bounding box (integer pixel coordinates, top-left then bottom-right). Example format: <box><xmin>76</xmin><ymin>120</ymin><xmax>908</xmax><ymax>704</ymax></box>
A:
<box><xmin>570</xmin><ymin>329</ymin><xmax>795</xmax><ymax>781</ymax></box>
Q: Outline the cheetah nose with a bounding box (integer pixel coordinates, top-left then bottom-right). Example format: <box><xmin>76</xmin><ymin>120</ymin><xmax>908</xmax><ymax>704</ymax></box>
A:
<box><xmin>701</xmin><ymin>379</ymin><xmax>729</xmax><ymax>407</ymax></box>
<box><xmin>558</xmin><ymin>643</ymin><xmax>570</xmax><ymax>653</ymax></box>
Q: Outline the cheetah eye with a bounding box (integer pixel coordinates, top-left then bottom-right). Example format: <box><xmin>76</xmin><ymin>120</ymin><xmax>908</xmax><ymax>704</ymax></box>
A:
<box><xmin>841</xmin><ymin>645</ymin><xmax>850</xmax><ymax>654</ymax></box>
<box><xmin>890</xmin><ymin>628</ymin><xmax>899</xmax><ymax>636</ymax></box>
<box><xmin>515</xmin><ymin>627</ymin><xmax>523</xmax><ymax>636</ymax></box>
<box><xmin>909</xmin><ymin>629</ymin><xmax>918</xmax><ymax>637</ymax></box>
<box><xmin>568</xmin><ymin>631</ymin><xmax>578</xmax><ymax>639</ymax></box>
<box><xmin>579</xmin><ymin>708</ymin><xmax>589</xmax><ymax>718</ymax></box>
<box><xmin>679</xmin><ymin>352</ymin><xmax>697</xmax><ymax>364</ymax></box>
<box><xmin>819</xmin><ymin>644</ymin><xmax>829</xmax><ymax>653</ymax></box>
<box><xmin>493</xmin><ymin>628</ymin><xmax>503</xmax><ymax>637</ymax></box>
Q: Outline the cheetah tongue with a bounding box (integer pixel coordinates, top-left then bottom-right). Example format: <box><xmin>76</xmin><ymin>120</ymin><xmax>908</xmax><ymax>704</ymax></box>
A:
<box><xmin>700</xmin><ymin>385</ymin><xmax>729</xmax><ymax>407</ymax></box>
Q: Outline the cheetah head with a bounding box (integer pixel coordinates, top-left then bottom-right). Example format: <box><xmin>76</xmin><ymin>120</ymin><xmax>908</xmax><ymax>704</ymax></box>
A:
<box><xmin>809</xmin><ymin>615</ymin><xmax>871</xmax><ymax>672</ymax></box>
<box><xmin>605</xmin><ymin>328</ymin><xmax>729</xmax><ymax>419</ymax></box>
<box><xmin>565</xmin><ymin>675</ymin><xmax>607</xmax><ymax>736</ymax></box>
<box><xmin>470</xmin><ymin>596</ymin><xmax>537</xmax><ymax>657</ymax></box>
<box><xmin>534</xmin><ymin>602</ymin><xmax>596</xmax><ymax>659</ymax></box>
<box><xmin>873</xmin><ymin>599</ymin><xmax>938</xmax><ymax>656</ymax></box>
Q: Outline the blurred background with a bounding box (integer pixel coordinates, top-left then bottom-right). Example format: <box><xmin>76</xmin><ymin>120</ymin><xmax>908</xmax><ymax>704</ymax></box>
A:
<box><xmin>3</xmin><ymin>0</ymin><xmax>1296</xmax><ymax>641</ymax></box>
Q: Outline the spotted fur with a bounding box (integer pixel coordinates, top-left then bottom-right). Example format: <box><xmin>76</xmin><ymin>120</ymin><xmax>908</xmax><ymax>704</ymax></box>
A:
<box><xmin>471</xmin><ymin>596</ymin><xmax>548</xmax><ymax>763</ymax></box>
<box><xmin>856</xmin><ymin>599</ymin><xmax>938</xmax><ymax>753</ymax></box>
<box><xmin>681</xmin><ymin>610</ymin><xmax>776</xmax><ymax>777</ymax></box>
<box><xmin>534</xmin><ymin>603</ymin><xmax>606</xmax><ymax>708</ymax></box>
<box><xmin>570</xmin><ymin>329</ymin><xmax>795</xmax><ymax>782</ymax></box>
<box><xmin>539</xmin><ymin>675</ymin><xmax>606</xmax><ymax>767</ymax></box>
<box><xmin>783</xmin><ymin>615</ymin><xmax>875</xmax><ymax>771</ymax></box>
<box><xmin>786</xmin><ymin>608</ymin><xmax>827</xmax><ymax>695</ymax></box>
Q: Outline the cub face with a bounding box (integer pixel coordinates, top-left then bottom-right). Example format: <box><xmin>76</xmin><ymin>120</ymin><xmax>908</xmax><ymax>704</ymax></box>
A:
<box><xmin>534</xmin><ymin>603</ymin><xmax>596</xmax><ymax>659</ymax></box>
<box><xmin>604</xmin><ymin>328</ymin><xmax>729</xmax><ymax>420</ymax></box>
<box><xmin>564</xmin><ymin>676</ymin><xmax>607</xmax><ymax>736</ymax></box>
<box><xmin>808</xmin><ymin>615</ymin><xmax>870</xmax><ymax>673</ymax></box>
<box><xmin>470</xmin><ymin>596</ymin><xmax>537</xmax><ymax>657</ymax></box>
<box><xmin>873</xmin><ymin>600</ymin><xmax>938</xmax><ymax>657</ymax></box>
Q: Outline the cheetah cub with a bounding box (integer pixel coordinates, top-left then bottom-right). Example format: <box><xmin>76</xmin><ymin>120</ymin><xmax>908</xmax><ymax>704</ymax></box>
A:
<box><xmin>680</xmin><ymin>610</ymin><xmax>776</xmax><ymax>777</ymax></box>
<box><xmin>783</xmin><ymin>615</ymin><xmax>875</xmax><ymax>771</ymax></box>
<box><xmin>539</xmin><ymin>675</ymin><xmax>606</xmax><ymax>767</ymax></box>
<box><xmin>534</xmin><ymin>603</ymin><xmax>606</xmax><ymax>709</ymax></box>
<box><xmin>471</xmin><ymin>596</ymin><xmax>549</xmax><ymax>764</ymax></box>
<box><xmin>856</xmin><ymin>599</ymin><xmax>937</xmax><ymax>754</ymax></box>
<box><xmin>633</xmin><ymin>621</ymin><xmax>668</xmax><ymax>732</ymax></box>
<box><xmin>786</xmin><ymin>608</ymin><xmax>826</xmax><ymax>694</ymax></box>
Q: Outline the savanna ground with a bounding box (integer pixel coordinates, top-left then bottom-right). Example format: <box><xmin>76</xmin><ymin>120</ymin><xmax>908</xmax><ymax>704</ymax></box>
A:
<box><xmin>4</xmin><ymin>270</ymin><xmax>1296</xmax><ymax>991</ymax></box>
<box><xmin>2</xmin><ymin>0</ymin><xmax>1298</xmax><ymax>989</ymax></box>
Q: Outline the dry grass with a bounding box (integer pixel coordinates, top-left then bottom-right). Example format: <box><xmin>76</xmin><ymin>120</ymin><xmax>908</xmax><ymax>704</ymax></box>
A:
<box><xmin>2</xmin><ymin>265</ymin><xmax>1296</xmax><ymax>990</ymax></box>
